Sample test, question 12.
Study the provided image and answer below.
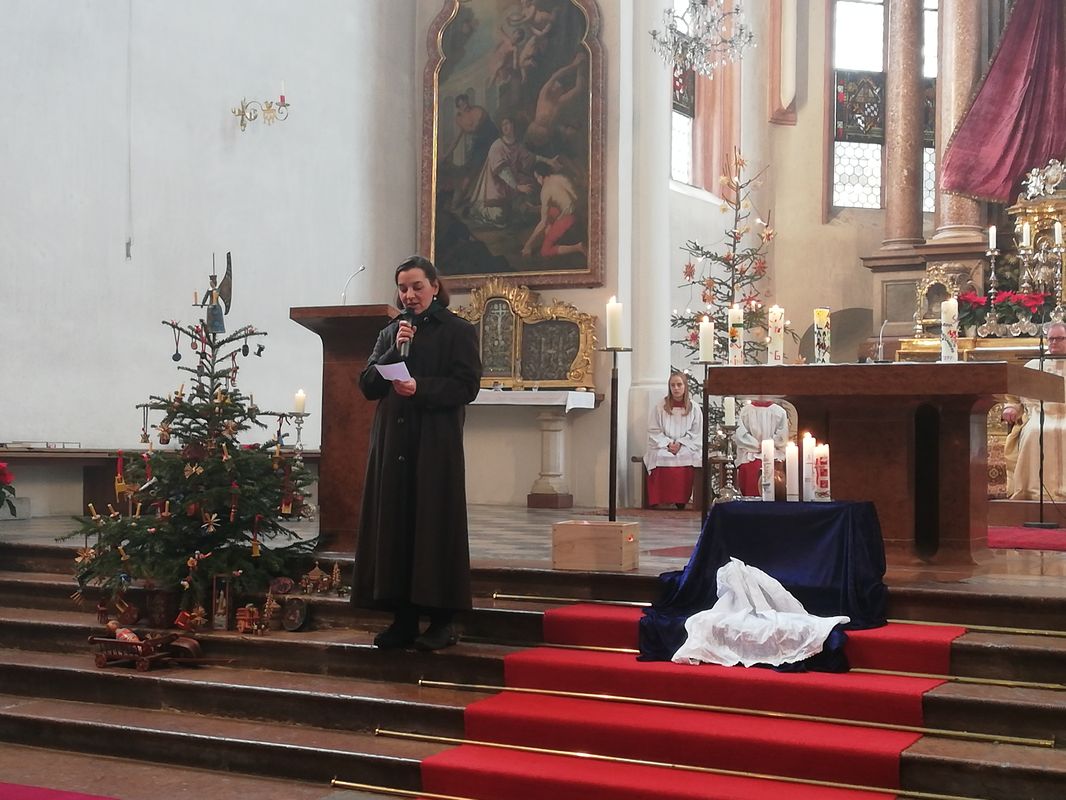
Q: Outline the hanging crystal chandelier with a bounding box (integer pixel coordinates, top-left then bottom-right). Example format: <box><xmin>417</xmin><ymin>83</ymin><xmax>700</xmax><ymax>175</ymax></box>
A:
<box><xmin>650</xmin><ymin>0</ymin><xmax>755</xmax><ymax>77</ymax></box>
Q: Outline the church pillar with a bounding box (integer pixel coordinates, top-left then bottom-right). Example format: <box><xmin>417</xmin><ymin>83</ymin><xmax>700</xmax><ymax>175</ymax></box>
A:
<box><xmin>881</xmin><ymin>0</ymin><xmax>924</xmax><ymax>250</ymax></box>
<box><xmin>625</xmin><ymin>0</ymin><xmax>673</xmax><ymax>497</ymax></box>
<box><xmin>931</xmin><ymin>0</ymin><xmax>984</xmax><ymax>242</ymax></box>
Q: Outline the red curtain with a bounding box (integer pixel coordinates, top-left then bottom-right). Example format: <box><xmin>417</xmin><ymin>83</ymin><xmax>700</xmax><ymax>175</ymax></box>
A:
<box><xmin>940</xmin><ymin>0</ymin><xmax>1066</xmax><ymax>203</ymax></box>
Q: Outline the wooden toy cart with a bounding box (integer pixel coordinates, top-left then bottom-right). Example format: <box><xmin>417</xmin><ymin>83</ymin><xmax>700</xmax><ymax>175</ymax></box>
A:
<box><xmin>89</xmin><ymin>633</ymin><xmax>180</xmax><ymax>671</ymax></box>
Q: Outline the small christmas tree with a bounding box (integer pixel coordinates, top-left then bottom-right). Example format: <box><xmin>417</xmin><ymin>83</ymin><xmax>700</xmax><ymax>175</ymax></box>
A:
<box><xmin>64</xmin><ymin>261</ymin><xmax>317</xmax><ymax>621</ymax></box>
<box><xmin>670</xmin><ymin>148</ymin><xmax>781</xmax><ymax>373</ymax></box>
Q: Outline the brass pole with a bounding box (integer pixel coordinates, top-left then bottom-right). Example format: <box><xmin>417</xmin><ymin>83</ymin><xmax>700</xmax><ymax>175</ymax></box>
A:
<box><xmin>330</xmin><ymin>778</ymin><xmax>473</xmax><ymax>800</ymax></box>
<box><xmin>889</xmin><ymin>617</ymin><xmax>1066</xmax><ymax>639</ymax></box>
<box><xmin>375</xmin><ymin>728</ymin><xmax>991</xmax><ymax>800</ymax></box>
<box><xmin>491</xmin><ymin>591</ymin><xmax>649</xmax><ymax>607</ymax></box>
<box><xmin>853</xmin><ymin>667</ymin><xmax>1066</xmax><ymax>692</ymax></box>
<box><xmin>418</xmin><ymin>679</ymin><xmax>1053</xmax><ymax>748</ymax></box>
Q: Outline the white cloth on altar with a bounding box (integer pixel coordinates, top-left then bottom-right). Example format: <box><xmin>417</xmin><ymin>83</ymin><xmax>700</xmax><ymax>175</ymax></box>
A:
<box><xmin>643</xmin><ymin>402</ymin><xmax>703</xmax><ymax>472</ymax></box>
<box><xmin>1005</xmin><ymin>358</ymin><xmax>1066</xmax><ymax>500</ymax></box>
<box><xmin>672</xmin><ymin>558</ymin><xmax>850</xmax><ymax>667</ymax></box>
<box><xmin>734</xmin><ymin>401</ymin><xmax>789</xmax><ymax>464</ymax></box>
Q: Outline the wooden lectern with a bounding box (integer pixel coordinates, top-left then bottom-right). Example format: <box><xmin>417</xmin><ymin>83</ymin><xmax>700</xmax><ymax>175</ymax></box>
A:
<box><xmin>706</xmin><ymin>362</ymin><xmax>1063</xmax><ymax>566</ymax></box>
<box><xmin>290</xmin><ymin>304</ymin><xmax>397</xmax><ymax>553</ymax></box>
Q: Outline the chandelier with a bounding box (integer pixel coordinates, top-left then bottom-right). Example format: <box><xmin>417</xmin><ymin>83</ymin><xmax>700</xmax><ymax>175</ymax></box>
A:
<box><xmin>650</xmin><ymin>0</ymin><xmax>755</xmax><ymax>77</ymax></box>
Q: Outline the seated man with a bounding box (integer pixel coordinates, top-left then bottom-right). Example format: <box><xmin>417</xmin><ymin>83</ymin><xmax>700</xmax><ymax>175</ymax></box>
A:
<box><xmin>1002</xmin><ymin>322</ymin><xmax>1066</xmax><ymax>500</ymax></box>
<box><xmin>734</xmin><ymin>399</ymin><xmax>789</xmax><ymax>497</ymax></box>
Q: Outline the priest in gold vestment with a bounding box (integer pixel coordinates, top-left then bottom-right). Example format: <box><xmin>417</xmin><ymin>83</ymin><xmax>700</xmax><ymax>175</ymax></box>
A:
<box><xmin>1002</xmin><ymin>323</ymin><xmax>1066</xmax><ymax>500</ymax></box>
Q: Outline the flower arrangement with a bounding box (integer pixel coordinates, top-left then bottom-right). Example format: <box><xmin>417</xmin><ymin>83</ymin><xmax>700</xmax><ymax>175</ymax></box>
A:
<box><xmin>991</xmin><ymin>290</ymin><xmax>1053</xmax><ymax>325</ymax></box>
<box><xmin>0</xmin><ymin>462</ymin><xmax>15</xmax><ymax>517</ymax></box>
<box><xmin>957</xmin><ymin>291</ymin><xmax>987</xmax><ymax>330</ymax></box>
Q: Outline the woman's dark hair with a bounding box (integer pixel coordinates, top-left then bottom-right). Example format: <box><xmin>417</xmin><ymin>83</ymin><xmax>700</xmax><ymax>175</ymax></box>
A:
<box><xmin>394</xmin><ymin>255</ymin><xmax>450</xmax><ymax>308</ymax></box>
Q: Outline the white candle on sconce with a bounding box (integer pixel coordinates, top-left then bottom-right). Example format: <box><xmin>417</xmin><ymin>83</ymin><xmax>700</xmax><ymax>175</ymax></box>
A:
<box><xmin>988</xmin><ymin>225</ymin><xmax>997</xmax><ymax>250</ymax></box>
<box><xmin>698</xmin><ymin>316</ymin><xmax>715</xmax><ymax>362</ymax></box>
<box><xmin>760</xmin><ymin>439</ymin><xmax>776</xmax><ymax>502</ymax></box>
<box><xmin>605</xmin><ymin>296</ymin><xmax>624</xmax><ymax>348</ymax></box>
<box><xmin>723</xmin><ymin>396</ymin><xmax>736</xmax><ymax>426</ymax></box>
<box><xmin>1022</xmin><ymin>221</ymin><xmax>1032</xmax><ymax>249</ymax></box>
<box><xmin>785</xmin><ymin>441</ymin><xmax>799</xmax><ymax>501</ymax></box>
<box><xmin>294</xmin><ymin>389</ymin><xmax>306</xmax><ymax>414</ymax></box>
<box><xmin>727</xmin><ymin>304</ymin><xmax>744</xmax><ymax>365</ymax></box>
<box><xmin>1056</xmin><ymin>221</ymin><xmax>1063</xmax><ymax>246</ymax></box>
<box><xmin>767</xmin><ymin>305</ymin><xmax>785</xmax><ymax>365</ymax></box>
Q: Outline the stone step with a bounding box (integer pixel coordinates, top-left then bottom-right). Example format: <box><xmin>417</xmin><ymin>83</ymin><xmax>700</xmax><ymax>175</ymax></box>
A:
<box><xmin>0</xmin><ymin>648</ymin><xmax>477</xmax><ymax>738</ymax></box>
<box><xmin>0</xmin><ymin>691</ymin><xmax>440</xmax><ymax>789</ymax></box>
<box><xmin>903</xmin><ymin>736</ymin><xmax>1066</xmax><ymax>800</ymax></box>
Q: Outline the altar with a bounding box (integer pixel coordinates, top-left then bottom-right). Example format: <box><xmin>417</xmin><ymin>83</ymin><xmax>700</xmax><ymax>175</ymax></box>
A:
<box><xmin>706</xmin><ymin>362</ymin><xmax>1063</xmax><ymax>566</ymax></box>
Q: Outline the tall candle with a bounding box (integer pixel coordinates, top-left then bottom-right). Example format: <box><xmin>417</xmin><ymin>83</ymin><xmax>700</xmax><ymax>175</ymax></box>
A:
<box><xmin>801</xmin><ymin>432</ymin><xmax>816</xmax><ymax>501</ymax></box>
<box><xmin>727</xmin><ymin>304</ymin><xmax>744</xmax><ymax>365</ymax></box>
<box><xmin>698</xmin><ymin>316</ymin><xmax>715</xmax><ymax>362</ymax></box>
<box><xmin>1021</xmin><ymin>221</ymin><xmax>1032</xmax><ymax>249</ymax></box>
<box><xmin>294</xmin><ymin>389</ymin><xmax>306</xmax><ymax>414</ymax></box>
<box><xmin>723</xmin><ymin>396</ymin><xmax>736</xmax><ymax>426</ymax></box>
<box><xmin>988</xmin><ymin>225</ymin><xmax>997</xmax><ymax>250</ymax></box>
<box><xmin>813</xmin><ymin>307</ymin><xmax>831</xmax><ymax>364</ymax></box>
<box><xmin>760</xmin><ymin>439</ymin><xmax>776</xmax><ymax>502</ymax></box>
<box><xmin>940</xmin><ymin>298</ymin><xmax>959</xmax><ymax>363</ymax></box>
<box><xmin>605</xmin><ymin>296</ymin><xmax>623</xmax><ymax>348</ymax></box>
<box><xmin>785</xmin><ymin>441</ymin><xmax>799</xmax><ymax>501</ymax></box>
<box><xmin>1056</xmin><ymin>221</ymin><xmax>1063</xmax><ymax>246</ymax></box>
<box><xmin>280</xmin><ymin>80</ymin><xmax>286</xmax><ymax>104</ymax></box>
<box><xmin>767</xmin><ymin>305</ymin><xmax>785</xmax><ymax>365</ymax></box>
<box><xmin>814</xmin><ymin>443</ymin><xmax>831</xmax><ymax>502</ymax></box>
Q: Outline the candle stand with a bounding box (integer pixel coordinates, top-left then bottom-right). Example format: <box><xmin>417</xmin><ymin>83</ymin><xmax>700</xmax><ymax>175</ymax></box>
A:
<box><xmin>600</xmin><ymin>347</ymin><xmax>631</xmax><ymax>522</ymax></box>
<box><xmin>977</xmin><ymin>248</ymin><xmax>1003</xmax><ymax>338</ymax></box>
<box><xmin>715</xmin><ymin>424</ymin><xmax>741</xmax><ymax>503</ymax></box>
<box><xmin>290</xmin><ymin>412</ymin><xmax>310</xmax><ymax>464</ymax></box>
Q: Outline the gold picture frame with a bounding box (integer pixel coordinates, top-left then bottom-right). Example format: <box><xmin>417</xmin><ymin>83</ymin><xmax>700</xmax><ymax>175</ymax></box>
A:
<box><xmin>420</xmin><ymin>0</ymin><xmax>605</xmax><ymax>291</ymax></box>
<box><xmin>456</xmin><ymin>276</ymin><xmax>596</xmax><ymax>389</ymax></box>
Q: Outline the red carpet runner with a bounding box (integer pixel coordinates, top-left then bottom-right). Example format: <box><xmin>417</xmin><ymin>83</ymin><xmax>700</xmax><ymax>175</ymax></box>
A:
<box><xmin>0</xmin><ymin>785</ymin><xmax>116</xmax><ymax>800</ymax></box>
<box><xmin>420</xmin><ymin>603</ymin><xmax>966</xmax><ymax>800</ymax></box>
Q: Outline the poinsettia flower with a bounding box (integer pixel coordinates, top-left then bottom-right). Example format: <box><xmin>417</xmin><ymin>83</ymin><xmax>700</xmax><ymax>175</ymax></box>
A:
<box><xmin>994</xmin><ymin>290</ymin><xmax>1017</xmax><ymax>305</ymax></box>
<box><xmin>0</xmin><ymin>463</ymin><xmax>12</xmax><ymax>486</ymax></box>
<box><xmin>1017</xmin><ymin>292</ymin><xmax>1049</xmax><ymax>313</ymax></box>
<box><xmin>958</xmin><ymin>291</ymin><xmax>987</xmax><ymax>307</ymax></box>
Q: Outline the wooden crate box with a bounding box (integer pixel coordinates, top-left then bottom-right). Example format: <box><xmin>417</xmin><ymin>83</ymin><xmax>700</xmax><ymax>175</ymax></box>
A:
<box><xmin>551</xmin><ymin>520</ymin><xmax>639</xmax><ymax>571</ymax></box>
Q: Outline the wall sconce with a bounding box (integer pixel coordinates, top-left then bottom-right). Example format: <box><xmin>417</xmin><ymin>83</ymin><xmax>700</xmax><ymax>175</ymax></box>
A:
<box><xmin>232</xmin><ymin>84</ymin><xmax>290</xmax><ymax>131</ymax></box>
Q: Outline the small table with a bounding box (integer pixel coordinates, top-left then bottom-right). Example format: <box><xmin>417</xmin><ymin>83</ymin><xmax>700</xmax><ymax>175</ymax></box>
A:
<box><xmin>471</xmin><ymin>389</ymin><xmax>598</xmax><ymax>508</ymax></box>
<box><xmin>639</xmin><ymin>500</ymin><xmax>888</xmax><ymax>660</ymax></box>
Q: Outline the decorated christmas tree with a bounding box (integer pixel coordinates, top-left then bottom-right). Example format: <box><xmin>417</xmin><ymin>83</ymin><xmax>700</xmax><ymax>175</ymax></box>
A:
<box><xmin>64</xmin><ymin>259</ymin><xmax>317</xmax><ymax>624</ymax></box>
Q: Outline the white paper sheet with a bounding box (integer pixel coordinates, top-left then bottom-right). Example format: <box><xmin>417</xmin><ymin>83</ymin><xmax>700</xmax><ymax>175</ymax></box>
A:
<box><xmin>374</xmin><ymin>361</ymin><xmax>412</xmax><ymax>382</ymax></box>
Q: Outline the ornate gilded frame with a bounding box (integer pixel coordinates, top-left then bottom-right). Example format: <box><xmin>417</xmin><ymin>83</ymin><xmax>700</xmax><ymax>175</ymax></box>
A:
<box><xmin>456</xmin><ymin>276</ymin><xmax>596</xmax><ymax>389</ymax></box>
<box><xmin>912</xmin><ymin>263</ymin><xmax>966</xmax><ymax>337</ymax></box>
<box><xmin>420</xmin><ymin>0</ymin><xmax>605</xmax><ymax>291</ymax></box>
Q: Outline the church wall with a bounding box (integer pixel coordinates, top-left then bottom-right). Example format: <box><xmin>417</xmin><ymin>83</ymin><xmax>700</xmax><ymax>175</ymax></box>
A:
<box><xmin>0</xmin><ymin>1</ymin><xmax>418</xmax><ymax>453</ymax></box>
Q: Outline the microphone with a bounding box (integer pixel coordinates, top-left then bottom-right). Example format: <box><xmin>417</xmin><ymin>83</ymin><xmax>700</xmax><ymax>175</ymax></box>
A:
<box><xmin>340</xmin><ymin>264</ymin><xmax>367</xmax><ymax>305</ymax></box>
<box><xmin>398</xmin><ymin>308</ymin><xmax>415</xmax><ymax>359</ymax></box>
<box><xmin>876</xmin><ymin>319</ymin><xmax>888</xmax><ymax>362</ymax></box>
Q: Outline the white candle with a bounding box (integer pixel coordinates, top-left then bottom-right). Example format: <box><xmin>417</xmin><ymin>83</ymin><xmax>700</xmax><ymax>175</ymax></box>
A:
<box><xmin>727</xmin><ymin>305</ymin><xmax>744</xmax><ymax>365</ymax></box>
<box><xmin>802</xmin><ymin>432</ymin><xmax>816</xmax><ymax>501</ymax></box>
<box><xmin>940</xmin><ymin>297</ymin><xmax>959</xmax><ymax>363</ymax></box>
<box><xmin>785</xmin><ymin>441</ymin><xmax>799</xmax><ymax>501</ymax></box>
<box><xmin>1022</xmin><ymin>221</ymin><xmax>1032</xmax><ymax>249</ymax></box>
<box><xmin>988</xmin><ymin>225</ymin><xmax>997</xmax><ymax>250</ymax></box>
<box><xmin>1056</xmin><ymin>221</ymin><xmax>1063</xmax><ymax>246</ymax></box>
<box><xmin>767</xmin><ymin>305</ymin><xmax>785</xmax><ymax>365</ymax></box>
<box><xmin>698</xmin><ymin>316</ymin><xmax>715</xmax><ymax>362</ymax></box>
<box><xmin>294</xmin><ymin>389</ymin><xmax>306</xmax><ymax>414</ymax></box>
<box><xmin>280</xmin><ymin>80</ymin><xmax>286</xmax><ymax>103</ymax></box>
<box><xmin>723</xmin><ymin>396</ymin><xmax>736</xmax><ymax>426</ymax></box>
<box><xmin>760</xmin><ymin>439</ymin><xmax>776</xmax><ymax>502</ymax></box>
<box><xmin>814</xmin><ymin>443</ymin><xmax>831</xmax><ymax>501</ymax></box>
<box><xmin>605</xmin><ymin>296</ymin><xmax>623</xmax><ymax>348</ymax></box>
<box><xmin>813</xmin><ymin>307</ymin><xmax>831</xmax><ymax>364</ymax></box>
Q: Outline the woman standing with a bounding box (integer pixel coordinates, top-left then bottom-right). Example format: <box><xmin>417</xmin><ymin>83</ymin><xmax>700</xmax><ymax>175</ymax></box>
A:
<box><xmin>643</xmin><ymin>373</ymin><xmax>702</xmax><ymax>508</ymax></box>
<box><xmin>354</xmin><ymin>255</ymin><xmax>482</xmax><ymax>650</ymax></box>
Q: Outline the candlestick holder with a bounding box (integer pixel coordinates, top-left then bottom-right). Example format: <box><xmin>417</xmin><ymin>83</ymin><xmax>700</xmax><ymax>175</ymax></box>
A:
<box><xmin>715</xmin><ymin>425</ymin><xmax>741</xmax><ymax>502</ymax></box>
<box><xmin>232</xmin><ymin>96</ymin><xmax>291</xmax><ymax>132</ymax></box>
<box><xmin>598</xmin><ymin>347</ymin><xmax>632</xmax><ymax>522</ymax></box>
<box><xmin>1053</xmin><ymin>243</ymin><xmax>1065</xmax><ymax>323</ymax></box>
<box><xmin>289</xmin><ymin>412</ymin><xmax>310</xmax><ymax>463</ymax></box>
<box><xmin>699</xmin><ymin>361</ymin><xmax>713</xmax><ymax>524</ymax></box>
<box><xmin>977</xmin><ymin>248</ymin><xmax>1003</xmax><ymax>338</ymax></box>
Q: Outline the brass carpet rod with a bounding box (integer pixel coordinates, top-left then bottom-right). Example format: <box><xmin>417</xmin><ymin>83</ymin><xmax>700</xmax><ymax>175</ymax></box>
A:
<box><xmin>375</xmin><ymin>728</ymin><xmax>991</xmax><ymax>800</ymax></box>
<box><xmin>493</xmin><ymin>592</ymin><xmax>1066</xmax><ymax>640</ymax></box>
<box><xmin>330</xmin><ymin>778</ymin><xmax>474</xmax><ymax>800</ymax></box>
<box><xmin>418</xmin><ymin>679</ymin><xmax>1053</xmax><ymax>748</ymax></box>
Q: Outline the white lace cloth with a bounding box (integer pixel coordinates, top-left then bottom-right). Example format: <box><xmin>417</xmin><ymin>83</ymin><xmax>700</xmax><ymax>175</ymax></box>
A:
<box><xmin>672</xmin><ymin>558</ymin><xmax>850</xmax><ymax>667</ymax></box>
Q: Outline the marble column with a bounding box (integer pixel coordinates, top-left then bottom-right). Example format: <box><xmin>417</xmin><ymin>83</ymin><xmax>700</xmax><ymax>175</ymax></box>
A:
<box><xmin>625</xmin><ymin>0</ymin><xmax>673</xmax><ymax>500</ymax></box>
<box><xmin>932</xmin><ymin>0</ymin><xmax>984</xmax><ymax>242</ymax></box>
<box><xmin>881</xmin><ymin>0</ymin><xmax>925</xmax><ymax>250</ymax></box>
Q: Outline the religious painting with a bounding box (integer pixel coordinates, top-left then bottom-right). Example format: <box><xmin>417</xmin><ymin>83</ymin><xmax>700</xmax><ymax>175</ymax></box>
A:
<box><xmin>421</xmin><ymin>0</ymin><xmax>604</xmax><ymax>291</ymax></box>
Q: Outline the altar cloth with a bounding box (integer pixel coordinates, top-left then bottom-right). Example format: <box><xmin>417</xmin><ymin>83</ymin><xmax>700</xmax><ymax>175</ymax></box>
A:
<box><xmin>640</xmin><ymin>500</ymin><xmax>888</xmax><ymax>662</ymax></box>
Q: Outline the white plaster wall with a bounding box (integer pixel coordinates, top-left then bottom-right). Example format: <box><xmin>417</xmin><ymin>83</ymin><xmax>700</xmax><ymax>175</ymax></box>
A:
<box><xmin>0</xmin><ymin>0</ymin><xmax>416</xmax><ymax>450</ymax></box>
